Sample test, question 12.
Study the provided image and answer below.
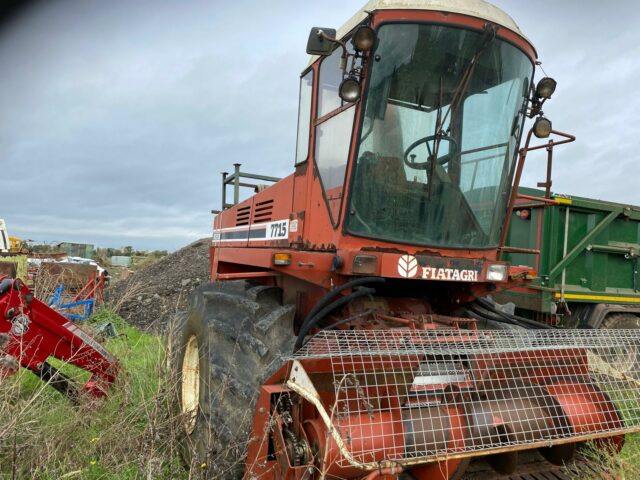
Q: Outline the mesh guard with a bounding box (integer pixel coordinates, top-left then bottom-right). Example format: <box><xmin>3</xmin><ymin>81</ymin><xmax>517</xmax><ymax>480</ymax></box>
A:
<box><xmin>288</xmin><ymin>329</ymin><xmax>640</xmax><ymax>470</ymax></box>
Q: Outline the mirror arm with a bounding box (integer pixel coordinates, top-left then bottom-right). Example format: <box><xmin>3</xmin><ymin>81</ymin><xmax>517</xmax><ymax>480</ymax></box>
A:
<box><xmin>317</xmin><ymin>30</ymin><xmax>349</xmax><ymax>73</ymax></box>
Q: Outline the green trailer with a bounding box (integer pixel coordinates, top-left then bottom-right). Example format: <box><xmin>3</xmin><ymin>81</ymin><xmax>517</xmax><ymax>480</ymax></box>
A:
<box><xmin>497</xmin><ymin>186</ymin><xmax>640</xmax><ymax>330</ymax></box>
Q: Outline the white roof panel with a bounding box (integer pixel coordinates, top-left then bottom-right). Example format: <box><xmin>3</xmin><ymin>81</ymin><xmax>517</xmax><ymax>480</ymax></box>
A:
<box><xmin>307</xmin><ymin>0</ymin><xmax>532</xmax><ymax>66</ymax></box>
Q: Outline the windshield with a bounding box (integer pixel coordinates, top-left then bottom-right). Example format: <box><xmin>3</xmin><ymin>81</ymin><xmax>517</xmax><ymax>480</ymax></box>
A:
<box><xmin>347</xmin><ymin>23</ymin><xmax>533</xmax><ymax>248</ymax></box>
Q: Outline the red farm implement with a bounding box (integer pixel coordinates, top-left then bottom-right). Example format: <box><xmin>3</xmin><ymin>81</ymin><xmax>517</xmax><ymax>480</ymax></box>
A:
<box><xmin>0</xmin><ymin>277</ymin><xmax>118</xmax><ymax>399</ymax></box>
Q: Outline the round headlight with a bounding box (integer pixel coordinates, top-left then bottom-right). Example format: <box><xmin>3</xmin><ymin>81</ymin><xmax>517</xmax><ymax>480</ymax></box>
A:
<box><xmin>533</xmin><ymin>117</ymin><xmax>553</xmax><ymax>138</ymax></box>
<box><xmin>339</xmin><ymin>78</ymin><xmax>361</xmax><ymax>102</ymax></box>
<box><xmin>353</xmin><ymin>26</ymin><xmax>375</xmax><ymax>51</ymax></box>
<box><xmin>535</xmin><ymin>77</ymin><xmax>557</xmax><ymax>99</ymax></box>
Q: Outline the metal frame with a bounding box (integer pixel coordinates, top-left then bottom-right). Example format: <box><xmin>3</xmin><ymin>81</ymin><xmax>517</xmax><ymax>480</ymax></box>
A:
<box><xmin>499</xmin><ymin>129</ymin><xmax>576</xmax><ymax>256</ymax></box>
<box><xmin>212</xmin><ymin>163</ymin><xmax>281</xmax><ymax>213</ymax></box>
<box><xmin>48</xmin><ymin>284</ymin><xmax>96</xmax><ymax>321</ymax></box>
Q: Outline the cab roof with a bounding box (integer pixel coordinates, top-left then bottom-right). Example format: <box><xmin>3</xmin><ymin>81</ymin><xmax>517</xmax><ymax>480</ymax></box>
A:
<box><xmin>307</xmin><ymin>0</ymin><xmax>533</xmax><ymax>66</ymax></box>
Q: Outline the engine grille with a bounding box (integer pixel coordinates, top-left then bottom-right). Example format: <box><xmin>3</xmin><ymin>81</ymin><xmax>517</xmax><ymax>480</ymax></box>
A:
<box><xmin>252</xmin><ymin>199</ymin><xmax>273</xmax><ymax>223</ymax></box>
<box><xmin>235</xmin><ymin>205</ymin><xmax>251</xmax><ymax>226</ymax></box>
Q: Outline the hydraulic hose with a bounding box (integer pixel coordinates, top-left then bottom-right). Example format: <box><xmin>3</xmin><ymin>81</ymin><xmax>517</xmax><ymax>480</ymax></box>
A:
<box><xmin>294</xmin><ymin>286</ymin><xmax>377</xmax><ymax>352</ymax></box>
<box><xmin>469</xmin><ymin>301</ymin><xmax>527</xmax><ymax>328</ymax></box>
<box><xmin>475</xmin><ymin>297</ymin><xmax>554</xmax><ymax>329</ymax></box>
<box><xmin>299</xmin><ymin>276</ymin><xmax>385</xmax><ymax>336</ymax></box>
<box><xmin>463</xmin><ymin>308</ymin><xmax>523</xmax><ymax>330</ymax></box>
<box><xmin>467</xmin><ymin>302</ymin><xmax>524</xmax><ymax>328</ymax></box>
<box><xmin>298</xmin><ymin>308</ymin><xmax>375</xmax><ymax>351</ymax></box>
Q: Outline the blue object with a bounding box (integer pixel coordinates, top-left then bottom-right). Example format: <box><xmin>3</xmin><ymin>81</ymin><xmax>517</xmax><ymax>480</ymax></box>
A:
<box><xmin>48</xmin><ymin>284</ymin><xmax>95</xmax><ymax>321</ymax></box>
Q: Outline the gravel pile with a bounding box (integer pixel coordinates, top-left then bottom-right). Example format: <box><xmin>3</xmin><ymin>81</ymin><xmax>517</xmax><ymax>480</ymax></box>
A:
<box><xmin>105</xmin><ymin>238</ymin><xmax>210</xmax><ymax>331</ymax></box>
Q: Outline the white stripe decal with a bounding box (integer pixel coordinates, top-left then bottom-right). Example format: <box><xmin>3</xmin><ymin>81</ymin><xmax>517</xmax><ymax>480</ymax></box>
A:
<box><xmin>213</xmin><ymin>219</ymin><xmax>289</xmax><ymax>243</ymax></box>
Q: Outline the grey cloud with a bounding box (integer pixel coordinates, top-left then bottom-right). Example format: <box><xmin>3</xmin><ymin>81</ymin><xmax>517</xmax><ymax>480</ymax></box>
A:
<box><xmin>1</xmin><ymin>0</ymin><xmax>639</xmax><ymax>250</ymax></box>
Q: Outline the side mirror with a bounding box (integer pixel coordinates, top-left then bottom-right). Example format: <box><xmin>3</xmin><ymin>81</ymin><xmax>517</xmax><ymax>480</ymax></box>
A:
<box><xmin>306</xmin><ymin>27</ymin><xmax>337</xmax><ymax>55</ymax></box>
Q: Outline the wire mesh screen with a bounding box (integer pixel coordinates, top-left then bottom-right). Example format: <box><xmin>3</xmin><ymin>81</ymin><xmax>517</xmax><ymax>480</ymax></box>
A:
<box><xmin>292</xmin><ymin>329</ymin><xmax>640</xmax><ymax>467</ymax></box>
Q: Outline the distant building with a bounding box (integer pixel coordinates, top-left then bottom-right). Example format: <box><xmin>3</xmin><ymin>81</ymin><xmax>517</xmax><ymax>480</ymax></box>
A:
<box><xmin>57</xmin><ymin>242</ymin><xmax>94</xmax><ymax>259</ymax></box>
<box><xmin>110</xmin><ymin>255</ymin><xmax>132</xmax><ymax>267</ymax></box>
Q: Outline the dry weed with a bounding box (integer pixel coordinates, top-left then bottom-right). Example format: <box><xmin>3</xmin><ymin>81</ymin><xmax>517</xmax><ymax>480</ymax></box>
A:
<box><xmin>0</xmin><ymin>309</ymin><xmax>187</xmax><ymax>479</ymax></box>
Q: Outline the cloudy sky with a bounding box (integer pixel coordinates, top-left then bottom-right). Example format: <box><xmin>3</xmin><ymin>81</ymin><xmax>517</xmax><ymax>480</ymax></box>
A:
<box><xmin>1</xmin><ymin>1</ymin><xmax>639</xmax><ymax>251</ymax></box>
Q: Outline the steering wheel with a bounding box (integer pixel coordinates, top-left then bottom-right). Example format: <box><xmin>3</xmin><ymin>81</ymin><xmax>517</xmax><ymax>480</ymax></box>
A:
<box><xmin>403</xmin><ymin>134</ymin><xmax>459</xmax><ymax>170</ymax></box>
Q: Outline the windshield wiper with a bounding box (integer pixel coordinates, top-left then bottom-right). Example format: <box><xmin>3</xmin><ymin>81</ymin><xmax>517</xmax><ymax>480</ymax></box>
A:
<box><xmin>424</xmin><ymin>25</ymin><xmax>498</xmax><ymax>234</ymax></box>
<box><xmin>430</xmin><ymin>23</ymin><xmax>498</xmax><ymax>159</ymax></box>
<box><xmin>427</xmin><ymin>23</ymin><xmax>497</xmax><ymax>205</ymax></box>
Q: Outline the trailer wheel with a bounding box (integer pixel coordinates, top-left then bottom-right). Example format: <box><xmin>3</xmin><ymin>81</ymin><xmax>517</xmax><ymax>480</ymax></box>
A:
<box><xmin>171</xmin><ymin>281</ymin><xmax>295</xmax><ymax>478</ymax></box>
<box><xmin>602</xmin><ymin>313</ymin><xmax>640</xmax><ymax>375</ymax></box>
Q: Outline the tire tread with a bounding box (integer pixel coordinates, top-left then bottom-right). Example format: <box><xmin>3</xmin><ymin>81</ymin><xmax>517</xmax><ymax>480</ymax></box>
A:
<box><xmin>174</xmin><ymin>280</ymin><xmax>294</xmax><ymax>478</ymax></box>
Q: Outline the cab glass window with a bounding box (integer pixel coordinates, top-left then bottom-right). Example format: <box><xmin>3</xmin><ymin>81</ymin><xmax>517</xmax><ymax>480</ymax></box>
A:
<box><xmin>315</xmin><ymin>43</ymin><xmax>356</xmax><ymax>225</ymax></box>
<box><xmin>315</xmin><ymin>106</ymin><xmax>356</xmax><ymax>223</ymax></box>
<box><xmin>317</xmin><ymin>42</ymin><xmax>354</xmax><ymax>117</ymax></box>
<box><xmin>295</xmin><ymin>71</ymin><xmax>314</xmax><ymax>164</ymax></box>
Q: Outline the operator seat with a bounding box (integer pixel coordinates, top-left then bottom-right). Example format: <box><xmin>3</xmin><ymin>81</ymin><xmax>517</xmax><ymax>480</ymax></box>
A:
<box><xmin>351</xmin><ymin>152</ymin><xmax>407</xmax><ymax>232</ymax></box>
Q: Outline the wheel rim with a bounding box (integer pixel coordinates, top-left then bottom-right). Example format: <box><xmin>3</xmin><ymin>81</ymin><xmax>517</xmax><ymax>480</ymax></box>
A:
<box><xmin>610</xmin><ymin>345</ymin><xmax>638</xmax><ymax>374</ymax></box>
<box><xmin>182</xmin><ymin>335</ymin><xmax>200</xmax><ymax>434</ymax></box>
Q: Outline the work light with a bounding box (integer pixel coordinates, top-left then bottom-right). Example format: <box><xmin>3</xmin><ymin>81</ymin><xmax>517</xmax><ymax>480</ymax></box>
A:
<box><xmin>353</xmin><ymin>26</ymin><xmax>375</xmax><ymax>51</ymax></box>
<box><xmin>533</xmin><ymin>117</ymin><xmax>552</xmax><ymax>138</ymax></box>
<box><xmin>535</xmin><ymin>77</ymin><xmax>557</xmax><ymax>99</ymax></box>
<box><xmin>339</xmin><ymin>78</ymin><xmax>361</xmax><ymax>102</ymax></box>
<box><xmin>487</xmin><ymin>264</ymin><xmax>508</xmax><ymax>282</ymax></box>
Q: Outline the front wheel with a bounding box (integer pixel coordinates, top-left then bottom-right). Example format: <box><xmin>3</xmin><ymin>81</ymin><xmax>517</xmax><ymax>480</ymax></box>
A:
<box><xmin>601</xmin><ymin>313</ymin><xmax>640</xmax><ymax>376</ymax></box>
<box><xmin>171</xmin><ymin>281</ymin><xmax>295</xmax><ymax>478</ymax></box>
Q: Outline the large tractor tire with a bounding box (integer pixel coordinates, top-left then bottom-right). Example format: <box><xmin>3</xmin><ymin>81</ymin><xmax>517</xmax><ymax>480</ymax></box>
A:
<box><xmin>170</xmin><ymin>281</ymin><xmax>296</xmax><ymax>478</ymax></box>
<box><xmin>601</xmin><ymin>312</ymin><xmax>640</xmax><ymax>375</ymax></box>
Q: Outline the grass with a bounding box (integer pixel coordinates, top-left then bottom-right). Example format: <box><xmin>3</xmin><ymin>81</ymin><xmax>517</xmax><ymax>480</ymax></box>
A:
<box><xmin>621</xmin><ymin>432</ymin><xmax>640</xmax><ymax>464</ymax></box>
<box><xmin>0</xmin><ymin>308</ymin><xmax>187</xmax><ymax>480</ymax></box>
<box><xmin>561</xmin><ymin>434</ymin><xmax>640</xmax><ymax>479</ymax></box>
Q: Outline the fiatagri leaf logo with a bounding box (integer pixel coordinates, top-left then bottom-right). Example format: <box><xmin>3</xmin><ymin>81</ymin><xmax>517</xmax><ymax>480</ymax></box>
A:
<box><xmin>396</xmin><ymin>255</ymin><xmax>480</xmax><ymax>281</ymax></box>
<box><xmin>397</xmin><ymin>255</ymin><xmax>418</xmax><ymax>278</ymax></box>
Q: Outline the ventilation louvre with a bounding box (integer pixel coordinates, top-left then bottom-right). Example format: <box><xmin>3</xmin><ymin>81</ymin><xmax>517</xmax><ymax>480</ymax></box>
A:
<box><xmin>235</xmin><ymin>205</ymin><xmax>251</xmax><ymax>226</ymax></box>
<box><xmin>253</xmin><ymin>199</ymin><xmax>273</xmax><ymax>224</ymax></box>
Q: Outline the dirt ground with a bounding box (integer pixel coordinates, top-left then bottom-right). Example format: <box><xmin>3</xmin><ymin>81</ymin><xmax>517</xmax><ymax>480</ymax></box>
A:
<box><xmin>105</xmin><ymin>238</ymin><xmax>210</xmax><ymax>331</ymax></box>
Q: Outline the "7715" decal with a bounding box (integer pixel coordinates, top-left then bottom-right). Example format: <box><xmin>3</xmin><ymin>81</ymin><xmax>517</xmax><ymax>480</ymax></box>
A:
<box><xmin>267</xmin><ymin>220</ymin><xmax>288</xmax><ymax>240</ymax></box>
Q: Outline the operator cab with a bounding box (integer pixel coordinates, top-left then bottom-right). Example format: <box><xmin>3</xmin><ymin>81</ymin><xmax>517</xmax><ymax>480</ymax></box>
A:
<box><xmin>300</xmin><ymin>0</ymin><xmax>551</xmax><ymax>253</ymax></box>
